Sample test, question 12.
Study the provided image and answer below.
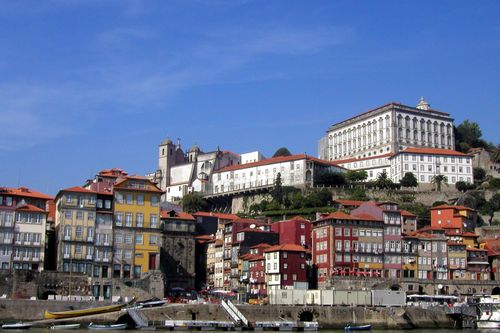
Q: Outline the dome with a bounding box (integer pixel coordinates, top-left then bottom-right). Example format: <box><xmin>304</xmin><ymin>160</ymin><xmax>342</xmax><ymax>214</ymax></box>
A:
<box><xmin>161</xmin><ymin>138</ymin><xmax>173</xmax><ymax>145</ymax></box>
<box><xmin>190</xmin><ymin>144</ymin><xmax>201</xmax><ymax>153</ymax></box>
<box><xmin>416</xmin><ymin>96</ymin><xmax>431</xmax><ymax>110</ymax></box>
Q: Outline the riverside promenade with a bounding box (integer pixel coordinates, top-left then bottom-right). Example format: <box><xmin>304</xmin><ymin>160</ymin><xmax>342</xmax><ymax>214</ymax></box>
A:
<box><xmin>0</xmin><ymin>299</ymin><xmax>454</xmax><ymax>329</ymax></box>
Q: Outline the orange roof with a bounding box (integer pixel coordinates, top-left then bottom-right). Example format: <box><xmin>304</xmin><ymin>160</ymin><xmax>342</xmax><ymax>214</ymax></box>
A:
<box><xmin>214</xmin><ymin>154</ymin><xmax>343</xmax><ymax>173</ymax></box>
<box><xmin>0</xmin><ymin>187</ymin><xmax>53</xmax><ymax>200</ymax></box>
<box><xmin>193</xmin><ymin>212</ymin><xmax>240</xmax><ymax>220</ymax></box>
<box><xmin>398</xmin><ymin>147</ymin><xmax>471</xmax><ymax>157</ymax></box>
<box><xmin>98</xmin><ymin>168</ymin><xmax>128</xmax><ymax>177</ymax></box>
<box><xmin>462</xmin><ymin>232</ymin><xmax>479</xmax><ymax>237</ymax></box>
<box><xmin>431</xmin><ymin>205</ymin><xmax>476</xmax><ymax>212</ymax></box>
<box><xmin>482</xmin><ymin>239</ymin><xmax>500</xmax><ymax>256</ymax></box>
<box><xmin>15</xmin><ymin>203</ymin><xmax>46</xmax><ymax>213</ymax></box>
<box><xmin>400</xmin><ymin>210</ymin><xmax>416</xmax><ymax>217</ymax></box>
<box><xmin>316</xmin><ymin>211</ymin><xmax>382</xmax><ymax>222</ymax></box>
<box><xmin>250</xmin><ymin>243</ymin><xmax>272</xmax><ymax>249</ymax></box>
<box><xmin>334</xmin><ymin>153</ymin><xmax>394</xmax><ymax>165</ymax></box>
<box><xmin>466</xmin><ymin>247</ymin><xmax>487</xmax><ymax>252</ymax></box>
<box><xmin>264</xmin><ymin>243</ymin><xmax>308</xmax><ymax>253</ymax></box>
<box><xmin>113</xmin><ymin>177</ymin><xmax>163</xmax><ymax>193</ymax></box>
<box><xmin>61</xmin><ymin>186</ymin><xmax>96</xmax><ymax>194</ymax></box>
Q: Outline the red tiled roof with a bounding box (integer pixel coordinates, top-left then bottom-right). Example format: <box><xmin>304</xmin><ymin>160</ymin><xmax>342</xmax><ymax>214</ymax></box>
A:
<box><xmin>98</xmin><ymin>168</ymin><xmax>128</xmax><ymax>177</ymax></box>
<box><xmin>431</xmin><ymin>205</ymin><xmax>476</xmax><ymax>212</ymax></box>
<box><xmin>61</xmin><ymin>186</ymin><xmax>96</xmax><ymax>194</ymax></box>
<box><xmin>248</xmin><ymin>254</ymin><xmax>265</xmax><ymax>261</ymax></box>
<box><xmin>398</xmin><ymin>147</ymin><xmax>471</xmax><ymax>157</ymax></box>
<box><xmin>400</xmin><ymin>210</ymin><xmax>416</xmax><ymax>217</ymax></box>
<box><xmin>15</xmin><ymin>204</ymin><xmax>46</xmax><ymax>213</ymax></box>
<box><xmin>462</xmin><ymin>232</ymin><xmax>479</xmax><ymax>237</ymax></box>
<box><xmin>0</xmin><ymin>187</ymin><xmax>53</xmax><ymax>200</ymax></box>
<box><xmin>214</xmin><ymin>154</ymin><xmax>343</xmax><ymax>173</ymax></box>
<box><xmin>316</xmin><ymin>210</ymin><xmax>382</xmax><ymax>222</ymax></box>
<box><xmin>334</xmin><ymin>153</ymin><xmax>394</xmax><ymax>165</ymax></box>
<box><xmin>47</xmin><ymin>200</ymin><xmax>56</xmax><ymax>220</ymax></box>
<box><xmin>193</xmin><ymin>212</ymin><xmax>240</xmax><ymax>220</ymax></box>
<box><xmin>264</xmin><ymin>243</ymin><xmax>308</xmax><ymax>253</ymax></box>
<box><xmin>250</xmin><ymin>243</ymin><xmax>272</xmax><ymax>249</ymax></box>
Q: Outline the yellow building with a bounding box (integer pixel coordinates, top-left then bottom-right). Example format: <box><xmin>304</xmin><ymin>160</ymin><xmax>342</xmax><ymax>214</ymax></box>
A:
<box><xmin>113</xmin><ymin>176</ymin><xmax>163</xmax><ymax>278</ymax></box>
<box><xmin>55</xmin><ymin>187</ymin><xmax>97</xmax><ymax>275</ymax></box>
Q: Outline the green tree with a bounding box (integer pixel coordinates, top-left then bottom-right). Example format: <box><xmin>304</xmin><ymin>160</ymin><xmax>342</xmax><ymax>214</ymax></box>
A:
<box><xmin>480</xmin><ymin>193</ymin><xmax>500</xmax><ymax>225</ymax></box>
<box><xmin>455</xmin><ymin>181</ymin><xmax>476</xmax><ymax>192</ymax></box>
<box><xmin>315</xmin><ymin>171</ymin><xmax>346</xmax><ymax>187</ymax></box>
<box><xmin>431</xmin><ymin>174</ymin><xmax>448</xmax><ymax>192</ymax></box>
<box><xmin>455</xmin><ymin>120</ymin><xmax>483</xmax><ymax>152</ymax></box>
<box><xmin>491</xmin><ymin>144</ymin><xmax>500</xmax><ymax>163</ymax></box>
<box><xmin>272</xmin><ymin>173</ymin><xmax>284</xmax><ymax>206</ymax></box>
<box><xmin>473</xmin><ymin>167</ymin><xmax>486</xmax><ymax>183</ymax></box>
<box><xmin>400</xmin><ymin>172</ymin><xmax>418</xmax><ymax>187</ymax></box>
<box><xmin>181</xmin><ymin>193</ymin><xmax>208</xmax><ymax>213</ymax></box>
<box><xmin>348</xmin><ymin>188</ymin><xmax>369</xmax><ymax>201</ymax></box>
<box><xmin>374</xmin><ymin>170</ymin><xmax>393</xmax><ymax>189</ymax></box>
<box><xmin>272</xmin><ymin>147</ymin><xmax>292</xmax><ymax>157</ymax></box>
<box><xmin>346</xmin><ymin>170</ymin><xmax>368</xmax><ymax>183</ymax></box>
<box><xmin>289</xmin><ymin>191</ymin><xmax>304</xmax><ymax>209</ymax></box>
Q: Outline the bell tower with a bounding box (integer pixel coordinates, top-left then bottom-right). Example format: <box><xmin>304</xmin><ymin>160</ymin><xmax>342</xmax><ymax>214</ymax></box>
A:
<box><xmin>158</xmin><ymin>138</ymin><xmax>175</xmax><ymax>192</ymax></box>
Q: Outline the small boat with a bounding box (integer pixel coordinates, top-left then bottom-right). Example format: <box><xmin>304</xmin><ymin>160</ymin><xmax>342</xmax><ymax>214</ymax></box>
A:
<box><xmin>137</xmin><ymin>298</ymin><xmax>166</xmax><ymax>308</ymax></box>
<box><xmin>476</xmin><ymin>296</ymin><xmax>500</xmax><ymax>329</ymax></box>
<box><xmin>344</xmin><ymin>324</ymin><xmax>372</xmax><ymax>331</ymax></box>
<box><xmin>50</xmin><ymin>323</ymin><xmax>81</xmax><ymax>330</ymax></box>
<box><xmin>88</xmin><ymin>323</ymin><xmax>127</xmax><ymax>330</ymax></box>
<box><xmin>2</xmin><ymin>322</ymin><xmax>33</xmax><ymax>330</ymax></box>
<box><xmin>44</xmin><ymin>297</ymin><xmax>136</xmax><ymax>319</ymax></box>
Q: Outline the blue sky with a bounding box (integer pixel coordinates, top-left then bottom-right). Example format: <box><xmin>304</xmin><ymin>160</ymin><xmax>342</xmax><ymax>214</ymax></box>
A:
<box><xmin>1</xmin><ymin>0</ymin><xmax>499</xmax><ymax>195</ymax></box>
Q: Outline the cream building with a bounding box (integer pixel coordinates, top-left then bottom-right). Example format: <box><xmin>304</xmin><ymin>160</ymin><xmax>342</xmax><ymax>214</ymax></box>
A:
<box><xmin>319</xmin><ymin>98</ymin><xmax>455</xmax><ymax>161</ymax></box>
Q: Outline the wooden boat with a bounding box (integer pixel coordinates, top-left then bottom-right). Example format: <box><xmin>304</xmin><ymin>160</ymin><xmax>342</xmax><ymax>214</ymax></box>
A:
<box><xmin>44</xmin><ymin>297</ymin><xmax>136</xmax><ymax>319</ymax></box>
<box><xmin>2</xmin><ymin>322</ymin><xmax>33</xmax><ymax>329</ymax></box>
<box><xmin>50</xmin><ymin>323</ymin><xmax>81</xmax><ymax>330</ymax></box>
<box><xmin>87</xmin><ymin>323</ymin><xmax>127</xmax><ymax>330</ymax></box>
<box><xmin>344</xmin><ymin>324</ymin><xmax>372</xmax><ymax>331</ymax></box>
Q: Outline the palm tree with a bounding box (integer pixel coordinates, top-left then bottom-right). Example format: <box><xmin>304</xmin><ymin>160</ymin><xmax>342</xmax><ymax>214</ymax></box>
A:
<box><xmin>431</xmin><ymin>175</ymin><xmax>448</xmax><ymax>192</ymax></box>
<box><xmin>491</xmin><ymin>144</ymin><xmax>500</xmax><ymax>164</ymax></box>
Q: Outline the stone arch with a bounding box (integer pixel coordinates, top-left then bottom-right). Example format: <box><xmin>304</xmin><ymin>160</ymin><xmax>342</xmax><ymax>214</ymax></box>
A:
<box><xmin>390</xmin><ymin>284</ymin><xmax>402</xmax><ymax>291</ymax></box>
<box><xmin>41</xmin><ymin>290</ymin><xmax>57</xmax><ymax>300</ymax></box>
<box><xmin>305</xmin><ymin>170</ymin><xmax>312</xmax><ymax>182</ymax></box>
<box><xmin>298</xmin><ymin>308</ymin><xmax>316</xmax><ymax>322</ymax></box>
<box><xmin>492</xmin><ymin>287</ymin><xmax>500</xmax><ymax>295</ymax></box>
<box><xmin>116</xmin><ymin>313</ymin><xmax>137</xmax><ymax>327</ymax></box>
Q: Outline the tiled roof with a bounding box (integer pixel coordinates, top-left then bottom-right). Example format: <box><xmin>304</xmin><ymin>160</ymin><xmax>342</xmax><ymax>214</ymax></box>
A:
<box><xmin>264</xmin><ymin>243</ymin><xmax>308</xmax><ymax>253</ymax></box>
<box><xmin>214</xmin><ymin>154</ymin><xmax>343</xmax><ymax>173</ymax></box>
<box><xmin>61</xmin><ymin>186</ymin><xmax>96</xmax><ymax>194</ymax></box>
<box><xmin>316</xmin><ymin>211</ymin><xmax>383</xmax><ymax>222</ymax></box>
<box><xmin>193</xmin><ymin>212</ymin><xmax>240</xmax><ymax>220</ymax></box>
<box><xmin>431</xmin><ymin>205</ymin><xmax>476</xmax><ymax>211</ymax></box>
<box><xmin>400</xmin><ymin>210</ymin><xmax>416</xmax><ymax>217</ymax></box>
<box><xmin>98</xmin><ymin>168</ymin><xmax>128</xmax><ymax>177</ymax></box>
<box><xmin>250</xmin><ymin>243</ymin><xmax>272</xmax><ymax>249</ymax></box>
<box><xmin>334</xmin><ymin>153</ymin><xmax>394</xmax><ymax>165</ymax></box>
<box><xmin>398</xmin><ymin>147</ymin><xmax>471</xmax><ymax>157</ymax></box>
<box><xmin>15</xmin><ymin>203</ymin><xmax>45</xmax><ymax>213</ymax></box>
<box><xmin>466</xmin><ymin>247</ymin><xmax>487</xmax><ymax>252</ymax></box>
<box><xmin>0</xmin><ymin>187</ymin><xmax>53</xmax><ymax>200</ymax></box>
<box><xmin>47</xmin><ymin>200</ymin><xmax>56</xmax><ymax>220</ymax></box>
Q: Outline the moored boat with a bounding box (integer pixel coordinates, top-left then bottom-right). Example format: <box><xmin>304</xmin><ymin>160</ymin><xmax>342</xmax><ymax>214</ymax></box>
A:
<box><xmin>44</xmin><ymin>297</ymin><xmax>136</xmax><ymax>319</ymax></box>
<box><xmin>2</xmin><ymin>322</ymin><xmax>33</xmax><ymax>330</ymax></box>
<box><xmin>50</xmin><ymin>323</ymin><xmax>81</xmax><ymax>330</ymax></box>
<box><xmin>87</xmin><ymin>323</ymin><xmax>127</xmax><ymax>330</ymax></box>
<box><xmin>344</xmin><ymin>324</ymin><xmax>372</xmax><ymax>331</ymax></box>
<box><xmin>476</xmin><ymin>296</ymin><xmax>500</xmax><ymax>329</ymax></box>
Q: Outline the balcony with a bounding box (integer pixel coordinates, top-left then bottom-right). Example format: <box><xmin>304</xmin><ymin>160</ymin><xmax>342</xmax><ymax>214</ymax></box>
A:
<box><xmin>87</xmin><ymin>237</ymin><xmax>94</xmax><ymax>242</ymax></box>
<box><xmin>86</xmin><ymin>254</ymin><xmax>93</xmax><ymax>260</ymax></box>
<box><xmin>64</xmin><ymin>235</ymin><xmax>71</xmax><ymax>241</ymax></box>
<box><xmin>63</xmin><ymin>253</ymin><xmax>70</xmax><ymax>259</ymax></box>
<box><xmin>13</xmin><ymin>256</ymin><xmax>21</xmax><ymax>261</ymax></box>
<box><xmin>22</xmin><ymin>257</ymin><xmax>30</xmax><ymax>261</ymax></box>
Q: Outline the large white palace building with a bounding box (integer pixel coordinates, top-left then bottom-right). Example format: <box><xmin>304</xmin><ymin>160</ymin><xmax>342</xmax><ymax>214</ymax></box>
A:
<box><xmin>318</xmin><ymin>98</ymin><xmax>473</xmax><ymax>184</ymax></box>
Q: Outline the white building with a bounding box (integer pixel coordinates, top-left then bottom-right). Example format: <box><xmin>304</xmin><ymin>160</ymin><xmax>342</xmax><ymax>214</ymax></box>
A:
<box><xmin>152</xmin><ymin>139</ymin><xmax>240</xmax><ymax>202</ymax></box>
<box><xmin>319</xmin><ymin>98</ymin><xmax>473</xmax><ymax>184</ymax></box>
<box><xmin>319</xmin><ymin>98</ymin><xmax>455</xmax><ymax>161</ymax></box>
<box><xmin>211</xmin><ymin>154</ymin><xmax>345</xmax><ymax>195</ymax></box>
<box><xmin>240</xmin><ymin>151</ymin><xmax>265</xmax><ymax>165</ymax></box>
<box><xmin>390</xmin><ymin>147</ymin><xmax>473</xmax><ymax>185</ymax></box>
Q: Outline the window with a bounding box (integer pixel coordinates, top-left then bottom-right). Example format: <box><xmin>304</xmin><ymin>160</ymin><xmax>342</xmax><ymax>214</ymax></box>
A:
<box><xmin>115</xmin><ymin>233</ymin><xmax>123</xmax><ymax>244</ymax></box>
<box><xmin>116</xmin><ymin>193</ymin><xmax>123</xmax><ymax>204</ymax></box>
<box><xmin>150</xmin><ymin>214</ymin><xmax>158</xmax><ymax>228</ymax></box>
<box><xmin>104</xmin><ymin>200</ymin><xmax>111</xmax><ymax>209</ymax></box>
<box><xmin>88</xmin><ymin>212</ymin><xmax>95</xmax><ymax>220</ymax></box>
<box><xmin>135</xmin><ymin>234</ymin><xmax>143</xmax><ymax>245</ymax></box>
<box><xmin>137</xmin><ymin>194</ymin><xmax>144</xmax><ymax>205</ymax></box>
<box><xmin>136</xmin><ymin>213</ymin><xmax>144</xmax><ymax>227</ymax></box>
<box><xmin>124</xmin><ymin>233</ymin><xmax>132</xmax><ymax>244</ymax></box>
<box><xmin>125</xmin><ymin>213</ymin><xmax>132</xmax><ymax>227</ymax></box>
<box><xmin>64</xmin><ymin>210</ymin><xmax>72</xmax><ymax>219</ymax></box>
<box><xmin>76</xmin><ymin>226</ymin><xmax>83</xmax><ymax>238</ymax></box>
<box><xmin>151</xmin><ymin>196</ymin><xmax>159</xmax><ymax>207</ymax></box>
<box><xmin>134</xmin><ymin>266</ymin><xmax>141</xmax><ymax>278</ymax></box>
<box><xmin>149</xmin><ymin>235</ymin><xmax>158</xmax><ymax>245</ymax></box>
<box><xmin>125</xmin><ymin>194</ymin><xmax>133</xmax><ymax>205</ymax></box>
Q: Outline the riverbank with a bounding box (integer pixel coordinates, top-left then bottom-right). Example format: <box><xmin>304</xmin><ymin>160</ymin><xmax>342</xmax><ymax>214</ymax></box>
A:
<box><xmin>0</xmin><ymin>300</ymin><xmax>454</xmax><ymax>329</ymax></box>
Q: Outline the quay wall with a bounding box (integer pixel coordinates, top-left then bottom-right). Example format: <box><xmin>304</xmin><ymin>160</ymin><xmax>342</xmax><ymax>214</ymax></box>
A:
<box><xmin>0</xmin><ymin>300</ymin><xmax>453</xmax><ymax>329</ymax></box>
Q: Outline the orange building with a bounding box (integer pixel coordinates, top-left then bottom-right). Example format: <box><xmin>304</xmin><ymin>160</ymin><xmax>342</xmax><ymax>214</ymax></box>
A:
<box><xmin>430</xmin><ymin>205</ymin><xmax>477</xmax><ymax>233</ymax></box>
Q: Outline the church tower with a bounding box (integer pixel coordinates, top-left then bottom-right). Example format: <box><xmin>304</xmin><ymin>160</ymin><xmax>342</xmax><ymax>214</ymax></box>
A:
<box><xmin>158</xmin><ymin>138</ymin><xmax>176</xmax><ymax>192</ymax></box>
